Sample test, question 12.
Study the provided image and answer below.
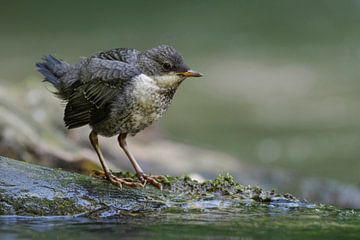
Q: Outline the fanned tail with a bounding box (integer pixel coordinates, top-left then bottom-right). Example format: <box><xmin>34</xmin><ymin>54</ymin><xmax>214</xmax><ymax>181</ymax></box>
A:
<box><xmin>36</xmin><ymin>55</ymin><xmax>69</xmax><ymax>87</ymax></box>
<box><xmin>36</xmin><ymin>55</ymin><xmax>71</xmax><ymax>99</ymax></box>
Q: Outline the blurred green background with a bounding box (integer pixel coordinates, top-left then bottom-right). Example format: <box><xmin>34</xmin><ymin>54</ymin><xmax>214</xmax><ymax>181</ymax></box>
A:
<box><xmin>1</xmin><ymin>0</ymin><xmax>360</xmax><ymax>185</ymax></box>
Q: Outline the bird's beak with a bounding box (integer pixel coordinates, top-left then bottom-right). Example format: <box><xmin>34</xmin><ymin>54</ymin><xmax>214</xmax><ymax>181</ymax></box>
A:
<box><xmin>177</xmin><ymin>70</ymin><xmax>203</xmax><ymax>78</ymax></box>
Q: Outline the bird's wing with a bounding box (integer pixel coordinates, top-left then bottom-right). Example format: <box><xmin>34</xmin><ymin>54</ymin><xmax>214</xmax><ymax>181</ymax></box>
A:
<box><xmin>64</xmin><ymin>58</ymin><xmax>140</xmax><ymax>129</ymax></box>
<box><xmin>92</xmin><ymin>48</ymin><xmax>141</xmax><ymax>64</ymax></box>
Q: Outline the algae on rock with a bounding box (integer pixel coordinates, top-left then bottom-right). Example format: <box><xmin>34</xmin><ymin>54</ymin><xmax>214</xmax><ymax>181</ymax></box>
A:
<box><xmin>0</xmin><ymin>156</ymin><xmax>309</xmax><ymax>217</ymax></box>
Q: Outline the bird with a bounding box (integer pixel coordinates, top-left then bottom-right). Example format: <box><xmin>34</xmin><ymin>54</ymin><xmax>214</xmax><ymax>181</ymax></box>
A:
<box><xmin>36</xmin><ymin>45</ymin><xmax>203</xmax><ymax>189</ymax></box>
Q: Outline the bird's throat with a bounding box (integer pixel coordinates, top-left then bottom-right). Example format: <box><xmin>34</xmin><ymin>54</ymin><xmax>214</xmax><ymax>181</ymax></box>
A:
<box><xmin>152</xmin><ymin>74</ymin><xmax>184</xmax><ymax>90</ymax></box>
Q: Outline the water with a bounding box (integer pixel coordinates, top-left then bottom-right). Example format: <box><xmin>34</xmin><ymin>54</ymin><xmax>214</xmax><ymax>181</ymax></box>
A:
<box><xmin>1</xmin><ymin>206</ymin><xmax>359</xmax><ymax>239</ymax></box>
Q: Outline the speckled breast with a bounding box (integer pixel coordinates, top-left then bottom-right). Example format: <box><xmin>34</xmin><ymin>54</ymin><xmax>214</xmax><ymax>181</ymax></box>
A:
<box><xmin>91</xmin><ymin>74</ymin><xmax>174</xmax><ymax>137</ymax></box>
<box><xmin>124</xmin><ymin>74</ymin><xmax>173</xmax><ymax>135</ymax></box>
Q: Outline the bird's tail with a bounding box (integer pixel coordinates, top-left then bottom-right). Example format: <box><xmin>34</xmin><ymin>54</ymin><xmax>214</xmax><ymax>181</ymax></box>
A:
<box><xmin>36</xmin><ymin>55</ymin><xmax>71</xmax><ymax>99</ymax></box>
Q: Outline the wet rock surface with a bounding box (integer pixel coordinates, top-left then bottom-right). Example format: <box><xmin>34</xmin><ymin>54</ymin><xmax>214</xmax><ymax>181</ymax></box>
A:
<box><xmin>1</xmin><ymin>156</ymin><xmax>359</xmax><ymax>239</ymax></box>
<box><xmin>0</xmin><ymin>156</ymin><xmax>312</xmax><ymax>218</ymax></box>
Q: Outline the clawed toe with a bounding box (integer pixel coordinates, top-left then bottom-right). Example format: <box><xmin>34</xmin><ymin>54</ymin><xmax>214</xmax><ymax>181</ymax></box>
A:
<box><xmin>108</xmin><ymin>175</ymin><xmax>144</xmax><ymax>188</ymax></box>
<box><xmin>92</xmin><ymin>171</ymin><xmax>143</xmax><ymax>188</ymax></box>
<box><xmin>91</xmin><ymin>170</ymin><xmax>165</xmax><ymax>190</ymax></box>
<box><xmin>150</xmin><ymin>175</ymin><xmax>168</xmax><ymax>181</ymax></box>
<box><xmin>138</xmin><ymin>174</ymin><xmax>165</xmax><ymax>190</ymax></box>
<box><xmin>91</xmin><ymin>169</ymin><xmax>107</xmax><ymax>178</ymax></box>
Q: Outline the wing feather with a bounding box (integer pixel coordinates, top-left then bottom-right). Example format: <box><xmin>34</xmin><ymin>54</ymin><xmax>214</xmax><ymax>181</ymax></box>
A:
<box><xmin>93</xmin><ymin>48</ymin><xmax>140</xmax><ymax>63</ymax></box>
<box><xmin>64</xmin><ymin>58</ymin><xmax>139</xmax><ymax>129</ymax></box>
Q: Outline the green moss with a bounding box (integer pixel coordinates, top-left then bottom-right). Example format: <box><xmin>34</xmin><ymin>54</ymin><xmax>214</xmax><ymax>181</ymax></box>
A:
<box><xmin>111</xmin><ymin>172</ymin><xmax>297</xmax><ymax>204</ymax></box>
<box><xmin>112</xmin><ymin>171</ymin><xmax>137</xmax><ymax>179</ymax></box>
<box><xmin>3</xmin><ymin>196</ymin><xmax>85</xmax><ymax>216</ymax></box>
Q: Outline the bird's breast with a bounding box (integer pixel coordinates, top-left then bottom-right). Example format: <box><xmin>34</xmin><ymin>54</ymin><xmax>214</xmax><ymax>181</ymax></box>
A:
<box><xmin>127</xmin><ymin>74</ymin><xmax>173</xmax><ymax>133</ymax></box>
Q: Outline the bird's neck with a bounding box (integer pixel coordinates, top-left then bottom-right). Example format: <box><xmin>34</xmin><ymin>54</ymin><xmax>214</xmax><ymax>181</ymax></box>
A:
<box><xmin>150</xmin><ymin>75</ymin><xmax>183</xmax><ymax>100</ymax></box>
<box><xmin>152</xmin><ymin>74</ymin><xmax>183</xmax><ymax>90</ymax></box>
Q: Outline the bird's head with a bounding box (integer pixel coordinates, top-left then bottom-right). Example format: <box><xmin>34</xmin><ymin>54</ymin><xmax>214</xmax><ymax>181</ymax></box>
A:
<box><xmin>137</xmin><ymin>45</ymin><xmax>202</xmax><ymax>89</ymax></box>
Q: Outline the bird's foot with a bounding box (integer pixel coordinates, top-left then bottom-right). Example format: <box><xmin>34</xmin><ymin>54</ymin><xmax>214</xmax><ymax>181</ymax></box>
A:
<box><xmin>92</xmin><ymin>170</ymin><xmax>167</xmax><ymax>189</ymax></box>
<box><xmin>107</xmin><ymin>175</ymin><xmax>144</xmax><ymax>188</ymax></box>
<box><xmin>138</xmin><ymin>173</ymin><xmax>168</xmax><ymax>190</ymax></box>
<box><xmin>91</xmin><ymin>170</ymin><xmax>144</xmax><ymax>188</ymax></box>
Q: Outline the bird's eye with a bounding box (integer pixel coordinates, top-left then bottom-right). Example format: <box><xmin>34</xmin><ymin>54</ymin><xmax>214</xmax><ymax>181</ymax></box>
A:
<box><xmin>162</xmin><ymin>62</ymin><xmax>172</xmax><ymax>71</ymax></box>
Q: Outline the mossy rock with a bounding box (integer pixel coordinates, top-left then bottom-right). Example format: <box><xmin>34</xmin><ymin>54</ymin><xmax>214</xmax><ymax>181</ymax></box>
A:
<box><xmin>0</xmin><ymin>156</ymin><xmax>311</xmax><ymax>218</ymax></box>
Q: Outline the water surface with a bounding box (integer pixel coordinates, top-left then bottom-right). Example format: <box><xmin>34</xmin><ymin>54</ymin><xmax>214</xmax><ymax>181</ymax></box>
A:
<box><xmin>1</xmin><ymin>205</ymin><xmax>359</xmax><ymax>240</ymax></box>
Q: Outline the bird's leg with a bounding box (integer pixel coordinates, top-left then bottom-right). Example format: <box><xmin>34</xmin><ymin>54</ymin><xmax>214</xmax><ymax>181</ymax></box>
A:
<box><xmin>89</xmin><ymin>130</ymin><xmax>143</xmax><ymax>188</ymax></box>
<box><xmin>118</xmin><ymin>133</ymin><xmax>165</xmax><ymax>190</ymax></box>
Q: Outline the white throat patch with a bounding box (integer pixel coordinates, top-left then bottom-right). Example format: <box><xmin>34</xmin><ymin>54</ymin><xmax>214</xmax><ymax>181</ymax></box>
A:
<box><xmin>152</xmin><ymin>73</ymin><xmax>184</xmax><ymax>89</ymax></box>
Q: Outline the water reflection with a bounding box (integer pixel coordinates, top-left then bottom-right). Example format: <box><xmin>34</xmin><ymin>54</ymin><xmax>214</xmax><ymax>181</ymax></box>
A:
<box><xmin>1</xmin><ymin>206</ymin><xmax>359</xmax><ymax>240</ymax></box>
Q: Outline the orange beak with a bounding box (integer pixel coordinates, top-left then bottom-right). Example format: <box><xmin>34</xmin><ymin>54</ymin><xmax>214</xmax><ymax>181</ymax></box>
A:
<box><xmin>177</xmin><ymin>70</ymin><xmax>203</xmax><ymax>77</ymax></box>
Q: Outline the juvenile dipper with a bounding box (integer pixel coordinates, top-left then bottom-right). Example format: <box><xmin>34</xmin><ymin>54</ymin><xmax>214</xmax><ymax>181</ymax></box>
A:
<box><xmin>36</xmin><ymin>45</ymin><xmax>202</xmax><ymax>189</ymax></box>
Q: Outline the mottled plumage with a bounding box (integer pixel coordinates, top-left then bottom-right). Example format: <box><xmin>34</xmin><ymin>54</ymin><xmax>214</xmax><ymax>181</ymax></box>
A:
<box><xmin>36</xmin><ymin>45</ymin><xmax>202</xmax><ymax>189</ymax></box>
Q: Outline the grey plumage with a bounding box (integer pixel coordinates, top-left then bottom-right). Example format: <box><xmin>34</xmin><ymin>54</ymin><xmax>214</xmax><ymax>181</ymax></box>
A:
<box><xmin>36</xmin><ymin>45</ymin><xmax>200</xmax><ymax>136</ymax></box>
<box><xmin>94</xmin><ymin>48</ymin><xmax>141</xmax><ymax>63</ymax></box>
<box><xmin>37</xmin><ymin>44</ymin><xmax>202</xmax><ymax>189</ymax></box>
